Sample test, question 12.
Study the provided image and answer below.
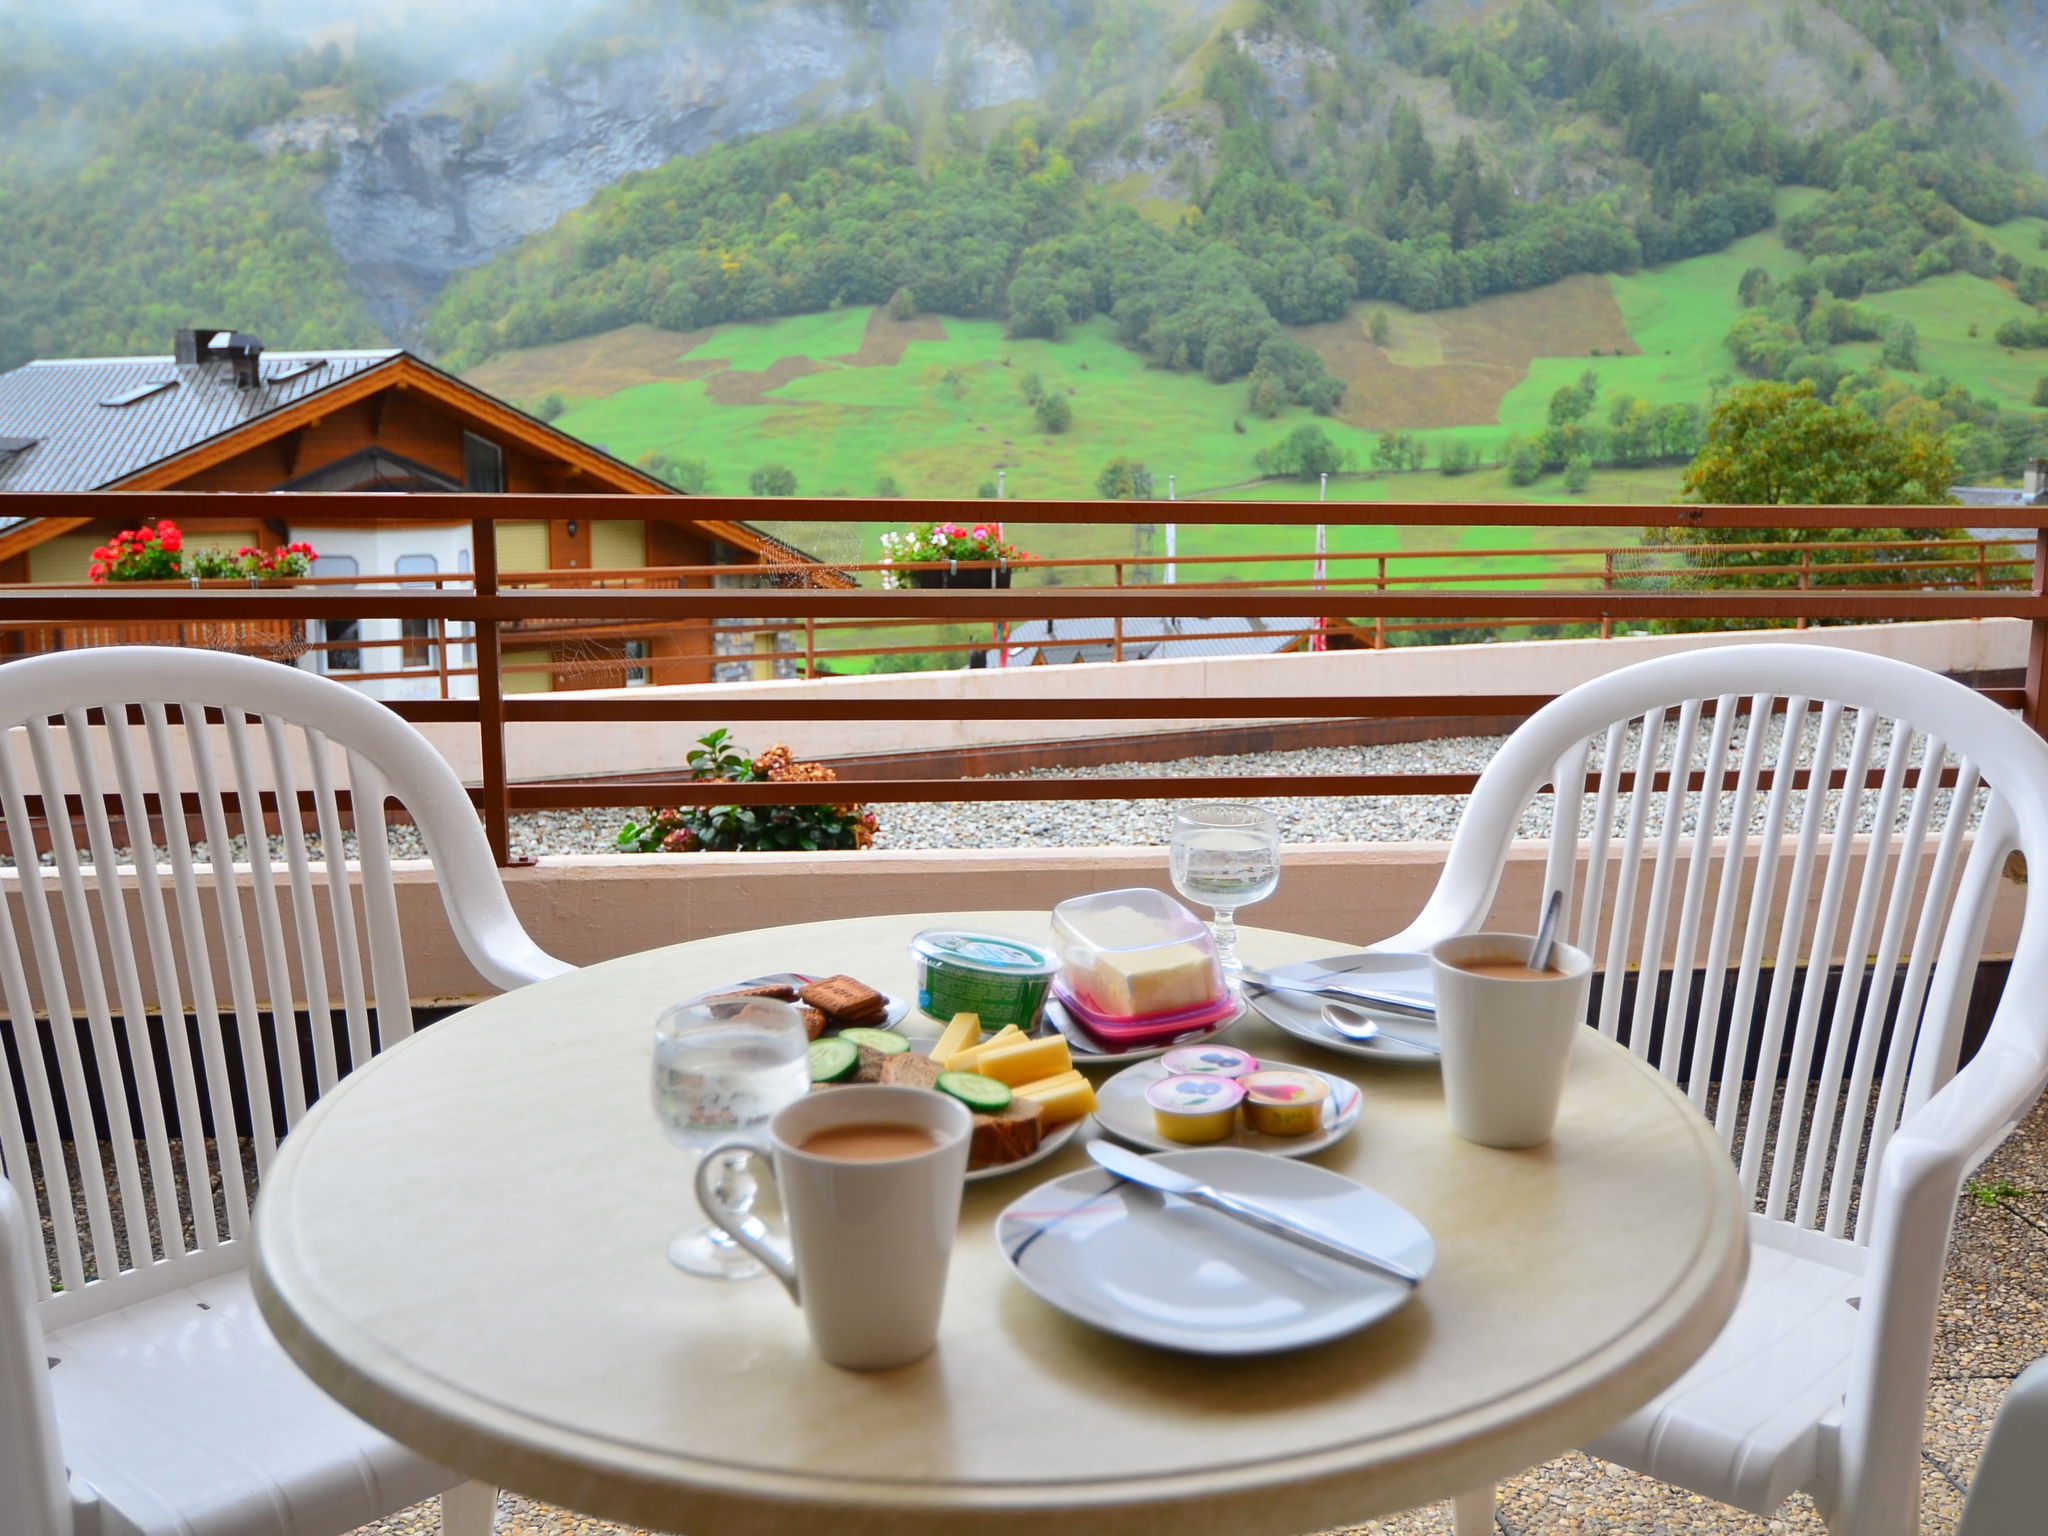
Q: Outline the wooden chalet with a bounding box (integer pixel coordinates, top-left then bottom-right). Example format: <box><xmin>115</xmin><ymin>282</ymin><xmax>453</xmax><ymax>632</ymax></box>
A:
<box><xmin>0</xmin><ymin>329</ymin><xmax>839</xmax><ymax>694</ymax></box>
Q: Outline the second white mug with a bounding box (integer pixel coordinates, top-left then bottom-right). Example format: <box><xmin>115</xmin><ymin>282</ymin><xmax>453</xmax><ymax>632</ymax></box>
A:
<box><xmin>1430</xmin><ymin>931</ymin><xmax>1593</xmax><ymax>1150</ymax></box>
<box><xmin>696</xmin><ymin>1084</ymin><xmax>971</xmax><ymax>1370</ymax></box>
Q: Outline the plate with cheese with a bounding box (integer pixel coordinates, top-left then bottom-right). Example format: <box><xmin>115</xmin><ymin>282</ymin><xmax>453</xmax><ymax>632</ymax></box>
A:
<box><xmin>811</xmin><ymin>1007</ymin><xmax>1097</xmax><ymax>1183</ymax></box>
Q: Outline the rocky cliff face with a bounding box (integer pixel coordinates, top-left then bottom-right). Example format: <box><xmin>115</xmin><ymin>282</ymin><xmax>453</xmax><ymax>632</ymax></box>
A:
<box><xmin>297</xmin><ymin>1</ymin><xmax>1061</xmax><ymax>341</ymax></box>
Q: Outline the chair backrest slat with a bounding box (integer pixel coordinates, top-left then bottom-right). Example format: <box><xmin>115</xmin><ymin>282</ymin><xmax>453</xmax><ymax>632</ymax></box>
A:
<box><xmin>1574</xmin><ymin>720</ymin><xmax>1626</xmax><ymax>957</ymax></box>
<box><xmin>0</xmin><ymin>871</ymin><xmax>86</xmax><ymax>1291</ymax></box>
<box><xmin>1664</xmin><ymin>695</ymin><xmax>1736</xmax><ymax>1099</ymax></box>
<box><xmin>1637</xmin><ymin>699</ymin><xmax>1704</xmax><ymax>1077</ymax></box>
<box><xmin>1687</xmin><ymin>695</ymin><xmax>1768</xmax><ymax>1120</ymax></box>
<box><xmin>348</xmin><ymin>753</ymin><xmax>413</xmax><ymax>1049</ymax></box>
<box><xmin>141</xmin><ymin>703</ymin><xmax>230</xmax><ymax>1254</ymax></box>
<box><xmin>261</xmin><ymin>713</ymin><xmax>341</xmax><ymax>1097</ymax></box>
<box><xmin>307</xmin><ymin>728</ymin><xmax>376</xmax><ymax>1073</ymax></box>
<box><xmin>178</xmin><ymin>701</ymin><xmax>261</xmax><ymax>1237</ymax></box>
<box><xmin>222</xmin><ymin>708</ymin><xmax>307</xmax><ymax>1131</ymax></box>
<box><xmin>1597</xmin><ymin>709</ymin><xmax>1666</xmax><ymax>1047</ymax></box>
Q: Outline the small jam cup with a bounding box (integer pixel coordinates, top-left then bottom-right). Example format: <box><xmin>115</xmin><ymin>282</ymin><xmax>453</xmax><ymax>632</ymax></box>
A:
<box><xmin>1145</xmin><ymin>1074</ymin><xmax>1246</xmax><ymax>1144</ymax></box>
<box><xmin>1240</xmin><ymin>1068</ymin><xmax>1330</xmax><ymax>1137</ymax></box>
<box><xmin>1160</xmin><ymin>1044</ymin><xmax>1259</xmax><ymax>1079</ymax></box>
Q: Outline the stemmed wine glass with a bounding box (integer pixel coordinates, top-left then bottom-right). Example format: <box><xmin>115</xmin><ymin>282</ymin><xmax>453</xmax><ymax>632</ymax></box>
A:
<box><xmin>1170</xmin><ymin>802</ymin><xmax>1282</xmax><ymax>983</ymax></box>
<box><xmin>651</xmin><ymin>995</ymin><xmax>810</xmax><ymax>1280</ymax></box>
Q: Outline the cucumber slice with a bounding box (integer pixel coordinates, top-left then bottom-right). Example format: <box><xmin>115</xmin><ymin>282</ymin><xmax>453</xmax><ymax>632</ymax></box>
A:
<box><xmin>838</xmin><ymin>1027</ymin><xmax>910</xmax><ymax>1055</ymax></box>
<box><xmin>808</xmin><ymin>1037</ymin><xmax>859</xmax><ymax>1083</ymax></box>
<box><xmin>936</xmin><ymin>1071</ymin><xmax>1013</xmax><ymax>1113</ymax></box>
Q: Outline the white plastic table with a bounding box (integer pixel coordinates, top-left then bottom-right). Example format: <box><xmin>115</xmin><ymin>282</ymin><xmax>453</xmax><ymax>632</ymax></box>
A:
<box><xmin>253</xmin><ymin>912</ymin><xmax>1747</xmax><ymax>1536</ymax></box>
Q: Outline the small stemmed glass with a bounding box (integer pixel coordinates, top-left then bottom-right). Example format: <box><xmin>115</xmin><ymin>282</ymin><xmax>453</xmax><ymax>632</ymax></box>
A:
<box><xmin>1169</xmin><ymin>802</ymin><xmax>1281</xmax><ymax>982</ymax></box>
<box><xmin>651</xmin><ymin>995</ymin><xmax>809</xmax><ymax>1280</ymax></box>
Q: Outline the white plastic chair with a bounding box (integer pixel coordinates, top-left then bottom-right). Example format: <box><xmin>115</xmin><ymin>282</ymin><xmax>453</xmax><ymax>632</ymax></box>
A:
<box><xmin>1956</xmin><ymin>1356</ymin><xmax>2048</xmax><ymax>1535</ymax></box>
<box><xmin>1372</xmin><ymin>644</ymin><xmax>2048</xmax><ymax>1536</ymax></box>
<box><xmin>0</xmin><ymin>646</ymin><xmax>572</xmax><ymax>1536</ymax></box>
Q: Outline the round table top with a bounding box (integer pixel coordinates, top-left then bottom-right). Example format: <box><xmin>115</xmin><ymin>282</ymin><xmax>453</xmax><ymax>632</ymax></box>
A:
<box><xmin>253</xmin><ymin>912</ymin><xmax>1747</xmax><ymax>1536</ymax></box>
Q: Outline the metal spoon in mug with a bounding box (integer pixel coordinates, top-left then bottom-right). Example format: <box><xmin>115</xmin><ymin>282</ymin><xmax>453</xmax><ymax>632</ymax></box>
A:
<box><xmin>1529</xmin><ymin>887</ymin><xmax>1564</xmax><ymax>974</ymax></box>
<box><xmin>1320</xmin><ymin>1001</ymin><xmax>1442</xmax><ymax>1055</ymax></box>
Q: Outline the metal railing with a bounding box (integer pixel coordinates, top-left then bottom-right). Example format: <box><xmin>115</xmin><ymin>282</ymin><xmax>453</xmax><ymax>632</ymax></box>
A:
<box><xmin>4</xmin><ymin>492</ymin><xmax>2044</xmax><ymax>864</ymax></box>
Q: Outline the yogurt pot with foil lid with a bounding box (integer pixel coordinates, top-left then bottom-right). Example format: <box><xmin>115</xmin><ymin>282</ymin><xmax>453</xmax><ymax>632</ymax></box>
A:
<box><xmin>1240</xmin><ymin>1068</ymin><xmax>1331</xmax><ymax>1138</ymax></box>
<box><xmin>911</xmin><ymin>928</ymin><xmax>1059</xmax><ymax>1033</ymax></box>
<box><xmin>1161</xmin><ymin>1044</ymin><xmax>1259</xmax><ymax>1080</ymax></box>
<box><xmin>1145</xmin><ymin>1073</ymin><xmax>1246</xmax><ymax>1144</ymax></box>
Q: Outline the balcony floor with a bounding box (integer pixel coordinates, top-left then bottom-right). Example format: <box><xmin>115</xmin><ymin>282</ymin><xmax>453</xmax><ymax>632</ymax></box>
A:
<box><xmin>336</xmin><ymin>1092</ymin><xmax>2048</xmax><ymax>1536</ymax></box>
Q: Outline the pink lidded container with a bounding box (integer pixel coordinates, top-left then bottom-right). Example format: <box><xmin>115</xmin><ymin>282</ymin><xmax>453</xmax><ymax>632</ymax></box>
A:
<box><xmin>1050</xmin><ymin>888</ymin><xmax>1233</xmax><ymax>1049</ymax></box>
<box><xmin>1161</xmin><ymin>1044</ymin><xmax>1259</xmax><ymax>1079</ymax></box>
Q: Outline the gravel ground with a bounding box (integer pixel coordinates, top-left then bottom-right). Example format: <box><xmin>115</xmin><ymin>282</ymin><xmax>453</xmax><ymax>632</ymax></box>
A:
<box><xmin>340</xmin><ymin>1097</ymin><xmax>2048</xmax><ymax>1536</ymax></box>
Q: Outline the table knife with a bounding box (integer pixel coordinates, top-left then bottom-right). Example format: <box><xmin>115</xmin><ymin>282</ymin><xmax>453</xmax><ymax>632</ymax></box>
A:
<box><xmin>1087</xmin><ymin>1142</ymin><xmax>1421</xmax><ymax>1286</ymax></box>
<box><xmin>1236</xmin><ymin>964</ymin><xmax>1437</xmax><ymax>1021</ymax></box>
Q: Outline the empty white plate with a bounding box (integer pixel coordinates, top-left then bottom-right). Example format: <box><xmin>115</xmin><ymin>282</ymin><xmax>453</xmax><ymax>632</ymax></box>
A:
<box><xmin>1246</xmin><ymin>952</ymin><xmax>1441</xmax><ymax>1064</ymax></box>
<box><xmin>995</xmin><ymin>1148</ymin><xmax>1434</xmax><ymax>1354</ymax></box>
<box><xmin>1092</xmin><ymin>1057</ymin><xmax>1362</xmax><ymax>1158</ymax></box>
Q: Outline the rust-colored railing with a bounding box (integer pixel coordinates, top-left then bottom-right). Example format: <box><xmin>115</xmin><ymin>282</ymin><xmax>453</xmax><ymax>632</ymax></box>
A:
<box><xmin>4</xmin><ymin>491</ymin><xmax>2044</xmax><ymax>864</ymax></box>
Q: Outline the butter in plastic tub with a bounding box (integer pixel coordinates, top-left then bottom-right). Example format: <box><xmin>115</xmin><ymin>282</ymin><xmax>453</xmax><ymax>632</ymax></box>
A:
<box><xmin>1145</xmin><ymin>1074</ymin><xmax>1245</xmax><ymax>1144</ymax></box>
<box><xmin>1160</xmin><ymin>1044</ymin><xmax>1259</xmax><ymax>1079</ymax></box>
<box><xmin>911</xmin><ymin>929</ymin><xmax>1058</xmax><ymax>1033</ymax></box>
<box><xmin>1050</xmin><ymin>888</ymin><xmax>1231</xmax><ymax>1049</ymax></box>
<box><xmin>1240</xmin><ymin>1068</ymin><xmax>1330</xmax><ymax>1137</ymax></box>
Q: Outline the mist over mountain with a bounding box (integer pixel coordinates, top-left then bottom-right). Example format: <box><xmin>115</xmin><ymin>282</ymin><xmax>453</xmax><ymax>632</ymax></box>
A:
<box><xmin>2</xmin><ymin>0</ymin><xmax>2045</xmax><ymax>373</ymax></box>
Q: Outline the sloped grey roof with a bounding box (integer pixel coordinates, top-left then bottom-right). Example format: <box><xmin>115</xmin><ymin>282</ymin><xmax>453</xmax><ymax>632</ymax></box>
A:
<box><xmin>0</xmin><ymin>350</ymin><xmax>400</xmax><ymax>496</ymax></box>
<box><xmin>992</xmin><ymin>614</ymin><xmax>1315</xmax><ymax>666</ymax></box>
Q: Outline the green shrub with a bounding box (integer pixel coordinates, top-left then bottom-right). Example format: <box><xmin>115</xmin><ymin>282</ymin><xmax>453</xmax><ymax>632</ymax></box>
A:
<box><xmin>616</xmin><ymin>731</ymin><xmax>876</xmax><ymax>853</ymax></box>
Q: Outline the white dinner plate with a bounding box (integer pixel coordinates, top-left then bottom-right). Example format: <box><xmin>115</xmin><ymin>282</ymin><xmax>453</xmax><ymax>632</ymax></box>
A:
<box><xmin>682</xmin><ymin>972</ymin><xmax>912</xmax><ymax>1033</ymax></box>
<box><xmin>1041</xmin><ymin>993</ymin><xmax>1248</xmax><ymax>1064</ymax></box>
<box><xmin>1246</xmin><ymin>952</ymin><xmax>1441</xmax><ymax>1064</ymax></box>
<box><xmin>1092</xmin><ymin>1057</ymin><xmax>1362</xmax><ymax>1158</ymax></box>
<box><xmin>996</xmin><ymin>1148</ymin><xmax>1434</xmax><ymax>1355</ymax></box>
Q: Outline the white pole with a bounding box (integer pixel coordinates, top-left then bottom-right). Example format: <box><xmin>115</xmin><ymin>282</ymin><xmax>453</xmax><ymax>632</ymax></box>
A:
<box><xmin>1165</xmin><ymin>474</ymin><xmax>1177</xmax><ymax>585</ymax></box>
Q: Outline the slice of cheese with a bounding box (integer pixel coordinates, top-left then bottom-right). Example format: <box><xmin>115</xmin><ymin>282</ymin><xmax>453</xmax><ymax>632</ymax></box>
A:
<box><xmin>1018</xmin><ymin>1075</ymin><xmax>1095</xmax><ymax>1124</ymax></box>
<box><xmin>931</xmin><ymin>1011</ymin><xmax>982</xmax><ymax>1063</ymax></box>
<box><xmin>1013</xmin><ymin>1069</ymin><xmax>1086</xmax><ymax>1099</ymax></box>
<box><xmin>942</xmin><ymin>1025</ymin><xmax>1027</xmax><ymax>1072</ymax></box>
<box><xmin>970</xmin><ymin>1035</ymin><xmax>1074</xmax><ymax>1087</ymax></box>
<box><xmin>1085</xmin><ymin>940</ymin><xmax>1218</xmax><ymax>1017</ymax></box>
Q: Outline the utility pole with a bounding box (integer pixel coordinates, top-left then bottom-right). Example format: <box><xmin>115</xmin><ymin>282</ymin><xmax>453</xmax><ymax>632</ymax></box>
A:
<box><xmin>1165</xmin><ymin>474</ymin><xmax>1177</xmax><ymax>585</ymax></box>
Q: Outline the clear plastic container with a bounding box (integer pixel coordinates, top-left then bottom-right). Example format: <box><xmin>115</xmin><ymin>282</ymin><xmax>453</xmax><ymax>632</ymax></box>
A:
<box><xmin>1050</xmin><ymin>888</ymin><xmax>1232</xmax><ymax>1048</ymax></box>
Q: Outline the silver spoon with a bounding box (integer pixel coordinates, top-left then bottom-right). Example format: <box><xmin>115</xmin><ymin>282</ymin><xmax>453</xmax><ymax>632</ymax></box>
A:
<box><xmin>1529</xmin><ymin>888</ymin><xmax>1564</xmax><ymax>974</ymax></box>
<box><xmin>1321</xmin><ymin>1001</ymin><xmax>1442</xmax><ymax>1055</ymax></box>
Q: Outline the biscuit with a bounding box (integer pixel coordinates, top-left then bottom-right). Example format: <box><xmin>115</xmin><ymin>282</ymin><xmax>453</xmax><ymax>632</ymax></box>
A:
<box><xmin>712</xmin><ymin>983</ymin><xmax>799</xmax><ymax>1003</ymax></box>
<box><xmin>800</xmin><ymin>974</ymin><xmax>888</xmax><ymax>1025</ymax></box>
<box><xmin>798</xmin><ymin>1005</ymin><xmax>828</xmax><ymax>1040</ymax></box>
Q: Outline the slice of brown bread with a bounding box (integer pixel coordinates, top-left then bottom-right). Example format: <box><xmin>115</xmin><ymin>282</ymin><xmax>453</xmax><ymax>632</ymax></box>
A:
<box><xmin>969</xmin><ymin>1097</ymin><xmax>1044</xmax><ymax>1168</ymax></box>
<box><xmin>851</xmin><ymin>1043</ymin><xmax>890</xmax><ymax>1084</ymax></box>
<box><xmin>880</xmin><ymin>1052</ymin><xmax>944</xmax><ymax>1091</ymax></box>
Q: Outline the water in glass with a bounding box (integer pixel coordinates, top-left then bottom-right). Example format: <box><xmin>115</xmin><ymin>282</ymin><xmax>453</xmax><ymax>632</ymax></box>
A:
<box><xmin>652</xmin><ymin>995</ymin><xmax>809</xmax><ymax>1280</ymax></box>
<box><xmin>1170</xmin><ymin>802</ymin><xmax>1282</xmax><ymax>980</ymax></box>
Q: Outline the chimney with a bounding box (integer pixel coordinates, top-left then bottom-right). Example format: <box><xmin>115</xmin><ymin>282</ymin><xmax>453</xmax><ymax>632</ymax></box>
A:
<box><xmin>2027</xmin><ymin>459</ymin><xmax>2048</xmax><ymax>503</ymax></box>
<box><xmin>173</xmin><ymin>328</ymin><xmax>222</xmax><ymax>367</ymax></box>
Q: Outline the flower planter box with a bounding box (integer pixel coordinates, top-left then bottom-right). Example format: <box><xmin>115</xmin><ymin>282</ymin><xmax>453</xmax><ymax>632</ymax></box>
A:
<box><xmin>911</xmin><ymin>566</ymin><xmax>1013</xmax><ymax>590</ymax></box>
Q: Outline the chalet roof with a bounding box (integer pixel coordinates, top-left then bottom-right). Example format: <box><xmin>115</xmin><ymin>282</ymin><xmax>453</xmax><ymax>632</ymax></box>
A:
<box><xmin>0</xmin><ymin>350</ymin><xmax>400</xmax><ymax>503</ymax></box>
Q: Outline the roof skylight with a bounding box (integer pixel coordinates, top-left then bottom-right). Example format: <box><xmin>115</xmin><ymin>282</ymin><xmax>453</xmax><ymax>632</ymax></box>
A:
<box><xmin>98</xmin><ymin>380</ymin><xmax>176</xmax><ymax>408</ymax></box>
<box><xmin>268</xmin><ymin>359</ymin><xmax>328</xmax><ymax>385</ymax></box>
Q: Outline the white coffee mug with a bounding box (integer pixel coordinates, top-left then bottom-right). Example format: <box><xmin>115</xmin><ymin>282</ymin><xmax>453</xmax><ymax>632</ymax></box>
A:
<box><xmin>1429</xmin><ymin>932</ymin><xmax>1593</xmax><ymax>1149</ymax></box>
<box><xmin>697</xmin><ymin>1085</ymin><xmax>971</xmax><ymax>1370</ymax></box>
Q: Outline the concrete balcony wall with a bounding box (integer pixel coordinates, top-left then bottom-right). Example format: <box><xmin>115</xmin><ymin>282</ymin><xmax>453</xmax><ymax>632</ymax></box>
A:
<box><xmin>8</xmin><ymin>840</ymin><xmax>2023</xmax><ymax>1014</ymax></box>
